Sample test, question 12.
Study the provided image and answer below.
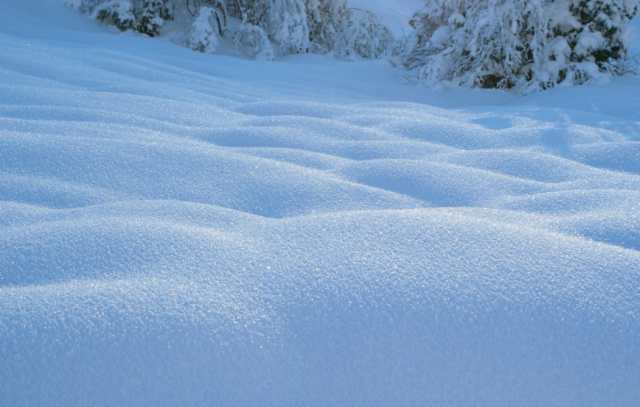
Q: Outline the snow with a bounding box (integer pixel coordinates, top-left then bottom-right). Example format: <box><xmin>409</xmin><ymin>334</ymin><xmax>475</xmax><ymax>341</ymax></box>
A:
<box><xmin>349</xmin><ymin>0</ymin><xmax>423</xmax><ymax>34</ymax></box>
<box><xmin>574</xmin><ymin>30</ymin><xmax>607</xmax><ymax>57</ymax></box>
<box><xmin>429</xmin><ymin>25</ymin><xmax>452</xmax><ymax>49</ymax></box>
<box><xmin>188</xmin><ymin>6</ymin><xmax>221</xmax><ymax>54</ymax></box>
<box><xmin>1</xmin><ymin>0</ymin><xmax>640</xmax><ymax>406</ymax></box>
<box><xmin>409</xmin><ymin>0</ymin><xmax>639</xmax><ymax>93</ymax></box>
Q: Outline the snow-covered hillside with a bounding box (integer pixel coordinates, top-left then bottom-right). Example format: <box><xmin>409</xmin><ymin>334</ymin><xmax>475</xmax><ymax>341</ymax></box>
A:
<box><xmin>1</xmin><ymin>1</ymin><xmax>639</xmax><ymax>406</ymax></box>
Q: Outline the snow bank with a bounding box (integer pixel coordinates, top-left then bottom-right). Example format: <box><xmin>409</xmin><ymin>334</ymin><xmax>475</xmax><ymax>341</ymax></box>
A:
<box><xmin>0</xmin><ymin>1</ymin><xmax>639</xmax><ymax>406</ymax></box>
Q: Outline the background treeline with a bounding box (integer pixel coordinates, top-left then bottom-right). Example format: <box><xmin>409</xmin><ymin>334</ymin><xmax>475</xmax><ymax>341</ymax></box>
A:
<box><xmin>75</xmin><ymin>0</ymin><xmax>639</xmax><ymax>93</ymax></box>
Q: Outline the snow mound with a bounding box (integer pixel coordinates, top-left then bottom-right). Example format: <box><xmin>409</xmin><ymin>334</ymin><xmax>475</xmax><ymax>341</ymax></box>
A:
<box><xmin>1</xmin><ymin>1</ymin><xmax>639</xmax><ymax>406</ymax></box>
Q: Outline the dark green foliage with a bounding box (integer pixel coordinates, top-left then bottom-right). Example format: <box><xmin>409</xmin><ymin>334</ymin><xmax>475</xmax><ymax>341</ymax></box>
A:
<box><xmin>564</xmin><ymin>0</ymin><xmax>639</xmax><ymax>67</ymax></box>
<box><xmin>137</xmin><ymin>0</ymin><xmax>174</xmax><ymax>37</ymax></box>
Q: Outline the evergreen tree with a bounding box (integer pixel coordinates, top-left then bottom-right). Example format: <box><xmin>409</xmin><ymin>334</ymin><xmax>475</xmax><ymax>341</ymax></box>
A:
<box><xmin>405</xmin><ymin>0</ymin><xmax>639</xmax><ymax>93</ymax></box>
<box><xmin>137</xmin><ymin>0</ymin><xmax>174</xmax><ymax>37</ymax></box>
<box><xmin>81</xmin><ymin>0</ymin><xmax>173</xmax><ymax>35</ymax></box>
<box><xmin>82</xmin><ymin>0</ymin><xmax>137</xmax><ymax>31</ymax></box>
<box><xmin>561</xmin><ymin>0</ymin><xmax>638</xmax><ymax>65</ymax></box>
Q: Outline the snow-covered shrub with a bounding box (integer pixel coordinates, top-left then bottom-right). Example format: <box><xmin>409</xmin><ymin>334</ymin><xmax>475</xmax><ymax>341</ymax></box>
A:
<box><xmin>405</xmin><ymin>0</ymin><xmax>553</xmax><ymax>90</ymax></box>
<box><xmin>334</xmin><ymin>9</ymin><xmax>395</xmax><ymax>60</ymax></box>
<box><xmin>406</xmin><ymin>0</ymin><xmax>639</xmax><ymax>93</ymax></box>
<box><xmin>230</xmin><ymin>0</ymin><xmax>395</xmax><ymax>60</ymax></box>
<box><xmin>402</xmin><ymin>0</ymin><xmax>469</xmax><ymax>67</ymax></box>
<box><xmin>81</xmin><ymin>0</ymin><xmax>137</xmax><ymax>31</ymax></box>
<box><xmin>138</xmin><ymin>0</ymin><xmax>174</xmax><ymax>36</ymax></box>
<box><xmin>188</xmin><ymin>4</ymin><xmax>226</xmax><ymax>53</ymax></box>
<box><xmin>234</xmin><ymin>22</ymin><xmax>276</xmax><ymax>60</ymax></box>
<box><xmin>80</xmin><ymin>0</ymin><xmax>173</xmax><ymax>36</ymax></box>
<box><xmin>231</xmin><ymin>0</ymin><xmax>309</xmax><ymax>56</ymax></box>
<box><xmin>556</xmin><ymin>1</ymin><xmax>638</xmax><ymax>65</ymax></box>
<box><xmin>305</xmin><ymin>0</ymin><xmax>352</xmax><ymax>53</ymax></box>
<box><xmin>268</xmin><ymin>0</ymin><xmax>310</xmax><ymax>54</ymax></box>
<box><xmin>75</xmin><ymin>0</ymin><xmax>397</xmax><ymax>61</ymax></box>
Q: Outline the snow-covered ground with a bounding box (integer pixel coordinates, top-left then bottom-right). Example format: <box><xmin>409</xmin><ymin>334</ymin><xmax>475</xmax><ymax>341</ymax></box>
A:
<box><xmin>1</xmin><ymin>1</ymin><xmax>640</xmax><ymax>406</ymax></box>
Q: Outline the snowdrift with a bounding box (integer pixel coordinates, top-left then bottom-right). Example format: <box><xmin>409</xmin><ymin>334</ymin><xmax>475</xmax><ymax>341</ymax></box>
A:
<box><xmin>0</xmin><ymin>1</ymin><xmax>639</xmax><ymax>406</ymax></box>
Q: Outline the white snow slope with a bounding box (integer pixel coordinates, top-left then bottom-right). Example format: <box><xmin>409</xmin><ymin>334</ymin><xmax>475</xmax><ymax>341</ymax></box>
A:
<box><xmin>1</xmin><ymin>1</ymin><xmax>640</xmax><ymax>406</ymax></box>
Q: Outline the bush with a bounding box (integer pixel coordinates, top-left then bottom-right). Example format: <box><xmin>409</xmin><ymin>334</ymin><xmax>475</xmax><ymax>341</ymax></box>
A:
<box><xmin>138</xmin><ymin>0</ymin><xmax>174</xmax><ymax>36</ymax></box>
<box><xmin>81</xmin><ymin>0</ymin><xmax>173</xmax><ymax>35</ymax></box>
<box><xmin>188</xmin><ymin>4</ymin><xmax>226</xmax><ymax>53</ymax></box>
<box><xmin>234</xmin><ymin>22</ymin><xmax>277</xmax><ymax>61</ymax></box>
<box><xmin>334</xmin><ymin>9</ymin><xmax>395</xmax><ymax>60</ymax></box>
<box><xmin>76</xmin><ymin>0</ymin><xmax>396</xmax><ymax>61</ymax></box>
<box><xmin>405</xmin><ymin>0</ymin><xmax>639</xmax><ymax>93</ymax></box>
<box><xmin>305</xmin><ymin>0</ymin><xmax>352</xmax><ymax>53</ymax></box>
<box><xmin>223</xmin><ymin>0</ymin><xmax>309</xmax><ymax>57</ymax></box>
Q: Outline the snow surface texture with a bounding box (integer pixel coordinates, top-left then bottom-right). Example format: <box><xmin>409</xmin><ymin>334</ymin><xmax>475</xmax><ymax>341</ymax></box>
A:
<box><xmin>1</xmin><ymin>1</ymin><xmax>640</xmax><ymax>406</ymax></box>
